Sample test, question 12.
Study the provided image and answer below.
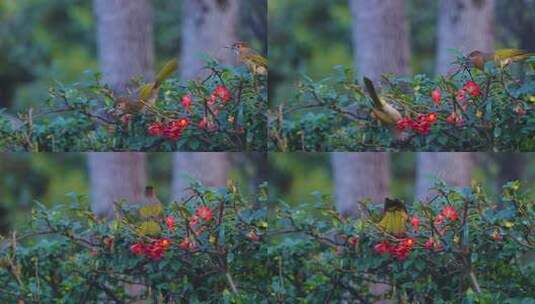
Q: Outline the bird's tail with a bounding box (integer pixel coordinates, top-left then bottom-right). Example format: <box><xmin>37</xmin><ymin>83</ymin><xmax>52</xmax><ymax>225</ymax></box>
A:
<box><xmin>155</xmin><ymin>59</ymin><xmax>178</xmax><ymax>86</ymax></box>
<box><xmin>363</xmin><ymin>77</ymin><xmax>383</xmax><ymax>109</ymax></box>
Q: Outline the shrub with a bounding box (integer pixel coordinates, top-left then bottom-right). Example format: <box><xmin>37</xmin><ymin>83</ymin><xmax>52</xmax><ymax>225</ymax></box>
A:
<box><xmin>0</xmin><ymin>61</ymin><xmax>267</xmax><ymax>152</ymax></box>
<box><xmin>269</xmin><ymin>56</ymin><xmax>535</xmax><ymax>151</ymax></box>
<box><xmin>1</xmin><ymin>181</ymin><xmax>534</xmax><ymax>303</ymax></box>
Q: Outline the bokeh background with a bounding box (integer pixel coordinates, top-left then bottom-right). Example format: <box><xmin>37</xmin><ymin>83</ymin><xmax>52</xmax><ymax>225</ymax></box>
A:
<box><xmin>269</xmin><ymin>0</ymin><xmax>535</xmax><ymax>104</ymax></box>
<box><xmin>0</xmin><ymin>0</ymin><xmax>267</xmax><ymax>111</ymax></box>
<box><xmin>0</xmin><ymin>153</ymin><xmax>266</xmax><ymax>234</ymax></box>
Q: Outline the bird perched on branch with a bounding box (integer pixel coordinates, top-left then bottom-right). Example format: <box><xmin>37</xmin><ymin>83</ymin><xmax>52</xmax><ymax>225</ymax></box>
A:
<box><xmin>467</xmin><ymin>49</ymin><xmax>535</xmax><ymax>70</ymax></box>
<box><xmin>114</xmin><ymin>59</ymin><xmax>178</xmax><ymax>115</ymax></box>
<box><xmin>230</xmin><ymin>42</ymin><xmax>267</xmax><ymax>76</ymax></box>
<box><xmin>136</xmin><ymin>186</ymin><xmax>164</xmax><ymax>236</ymax></box>
<box><xmin>378</xmin><ymin>198</ymin><xmax>408</xmax><ymax>235</ymax></box>
<box><xmin>363</xmin><ymin>77</ymin><xmax>402</xmax><ymax>126</ymax></box>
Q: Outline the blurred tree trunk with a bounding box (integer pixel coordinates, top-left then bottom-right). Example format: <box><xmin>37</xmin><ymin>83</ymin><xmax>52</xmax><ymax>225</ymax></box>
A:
<box><xmin>180</xmin><ymin>0</ymin><xmax>239</xmax><ymax>79</ymax></box>
<box><xmin>171</xmin><ymin>153</ymin><xmax>230</xmax><ymax>199</ymax></box>
<box><xmin>93</xmin><ymin>0</ymin><xmax>154</xmax><ymax>94</ymax></box>
<box><xmin>331</xmin><ymin>153</ymin><xmax>390</xmax><ymax>217</ymax></box>
<box><xmin>349</xmin><ymin>0</ymin><xmax>411</xmax><ymax>83</ymax></box>
<box><xmin>436</xmin><ymin>0</ymin><xmax>495</xmax><ymax>75</ymax></box>
<box><xmin>415</xmin><ymin>153</ymin><xmax>474</xmax><ymax>200</ymax></box>
<box><xmin>87</xmin><ymin>153</ymin><xmax>147</xmax><ymax>218</ymax></box>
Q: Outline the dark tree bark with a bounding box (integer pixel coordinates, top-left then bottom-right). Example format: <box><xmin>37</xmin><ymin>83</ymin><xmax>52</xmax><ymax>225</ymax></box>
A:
<box><xmin>331</xmin><ymin>153</ymin><xmax>391</xmax><ymax>217</ymax></box>
<box><xmin>436</xmin><ymin>0</ymin><xmax>495</xmax><ymax>74</ymax></box>
<box><xmin>415</xmin><ymin>152</ymin><xmax>474</xmax><ymax>200</ymax></box>
<box><xmin>93</xmin><ymin>0</ymin><xmax>155</xmax><ymax>93</ymax></box>
<box><xmin>180</xmin><ymin>0</ymin><xmax>239</xmax><ymax>79</ymax></box>
<box><xmin>87</xmin><ymin>153</ymin><xmax>147</xmax><ymax>218</ymax></box>
<box><xmin>349</xmin><ymin>0</ymin><xmax>411</xmax><ymax>83</ymax></box>
<box><xmin>171</xmin><ymin>153</ymin><xmax>231</xmax><ymax>199</ymax></box>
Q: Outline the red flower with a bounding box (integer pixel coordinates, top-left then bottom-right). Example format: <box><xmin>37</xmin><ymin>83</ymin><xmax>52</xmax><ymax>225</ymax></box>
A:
<box><xmin>165</xmin><ymin>216</ymin><xmax>176</xmax><ymax>230</ymax></box>
<box><xmin>158</xmin><ymin>238</ymin><xmax>172</xmax><ymax>250</ymax></box>
<box><xmin>456</xmin><ymin>89</ymin><xmax>466</xmax><ymax>102</ymax></box>
<box><xmin>195</xmin><ymin>206</ymin><xmax>214</xmax><ymax>222</ymax></box>
<box><xmin>177</xmin><ymin>118</ymin><xmax>189</xmax><ymax>129</ymax></box>
<box><xmin>374</xmin><ymin>240</ymin><xmax>391</xmax><ymax>255</ymax></box>
<box><xmin>431</xmin><ymin>88</ymin><xmax>441</xmax><ymax>105</ymax></box>
<box><xmin>347</xmin><ymin>236</ymin><xmax>359</xmax><ymax>247</ymax></box>
<box><xmin>214</xmin><ymin>85</ymin><xmax>232</xmax><ymax>102</ymax></box>
<box><xmin>130</xmin><ymin>243</ymin><xmax>144</xmax><ymax>256</ymax></box>
<box><xmin>463</xmin><ymin>81</ymin><xmax>481</xmax><ymax>97</ymax></box>
<box><xmin>247</xmin><ymin>230</ymin><xmax>260</xmax><ymax>242</ymax></box>
<box><xmin>441</xmin><ymin>205</ymin><xmax>459</xmax><ymax>221</ymax></box>
<box><xmin>446</xmin><ymin>111</ymin><xmax>464</xmax><ymax>126</ymax></box>
<box><xmin>396</xmin><ymin>117</ymin><xmax>413</xmax><ymax>131</ymax></box>
<box><xmin>148</xmin><ymin>122</ymin><xmax>164</xmax><ymax>136</ymax></box>
<box><xmin>424</xmin><ymin>237</ymin><xmax>443</xmax><ymax>251</ymax></box>
<box><xmin>514</xmin><ymin>105</ymin><xmax>526</xmax><ymax>116</ymax></box>
<box><xmin>426</xmin><ymin>112</ymin><xmax>438</xmax><ymax>124</ymax></box>
<box><xmin>198</xmin><ymin>117</ymin><xmax>208</xmax><ymax>129</ymax></box>
<box><xmin>179</xmin><ymin>237</ymin><xmax>196</xmax><ymax>251</ymax></box>
<box><xmin>391</xmin><ymin>244</ymin><xmax>410</xmax><ymax>260</ymax></box>
<box><xmin>410</xmin><ymin>216</ymin><xmax>420</xmax><ymax>232</ymax></box>
<box><xmin>434</xmin><ymin>213</ymin><xmax>445</xmax><ymax>226</ymax></box>
<box><xmin>181</xmin><ymin>95</ymin><xmax>192</xmax><ymax>109</ymax></box>
<box><xmin>144</xmin><ymin>242</ymin><xmax>165</xmax><ymax>261</ymax></box>
<box><xmin>189</xmin><ymin>215</ymin><xmax>200</xmax><ymax>229</ymax></box>
<box><xmin>208</xmin><ymin>94</ymin><xmax>217</xmax><ymax>105</ymax></box>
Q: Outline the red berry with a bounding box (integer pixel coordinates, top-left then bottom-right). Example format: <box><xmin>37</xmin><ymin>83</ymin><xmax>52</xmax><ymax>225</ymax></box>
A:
<box><xmin>374</xmin><ymin>240</ymin><xmax>391</xmax><ymax>255</ymax></box>
<box><xmin>165</xmin><ymin>216</ymin><xmax>176</xmax><ymax>230</ymax></box>
<box><xmin>148</xmin><ymin>122</ymin><xmax>164</xmax><ymax>136</ymax></box>
<box><xmin>181</xmin><ymin>94</ymin><xmax>192</xmax><ymax>109</ymax></box>
<box><xmin>130</xmin><ymin>243</ymin><xmax>144</xmax><ymax>256</ymax></box>
<box><xmin>410</xmin><ymin>216</ymin><xmax>420</xmax><ymax>232</ymax></box>
<box><xmin>431</xmin><ymin>89</ymin><xmax>441</xmax><ymax>105</ymax></box>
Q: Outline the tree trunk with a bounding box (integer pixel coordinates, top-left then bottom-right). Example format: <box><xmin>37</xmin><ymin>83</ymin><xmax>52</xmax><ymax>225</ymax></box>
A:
<box><xmin>93</xmin><ymin>0</ymin><xmax>155</xmax><ymax>93</ymax></box>
<box><xmin>171</xmin><ymin>153</ymin><xmax>231</xmax><ymax>199</ymax></box>
<box><xmin>349</xmin><ymin>0</ymin><xmax>411</xmax><ymax>83</ymax></box>
<box><xmin>87</xmin><ymin>153</ymin><xmax>147</xmax><ymax>218</ymax></box>
<box><xmin>331</xmin><ymin>153</ymin><xmax>390</xmax><ymax>217</ymax></box>
<box><xmin>436</xmin><ymin>0</ymin><xmax>495</xmax><ymax>74</ymax></box>
<box><xmin>415</xmin><ymin>152</ymin><xmax>474</xmax><ymax>200</ymax></box>
<box><xmin>180</xmin><ymin>0</ymin><xmax>239</xmax><ymax>79</ymax></box>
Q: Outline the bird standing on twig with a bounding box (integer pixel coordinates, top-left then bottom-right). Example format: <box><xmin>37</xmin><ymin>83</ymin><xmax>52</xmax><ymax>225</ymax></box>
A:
<box><xmin>363</xmin><ymin>77</ymin><xmax>402</xmax><ymax>126</ymax></box>
<box><xmin>230</xmin><ymin>42</ymin><xmax>267</xmax><ymax>76</ymax></box>
<box><xmin>467</xmin><ymin>49</ymin><xmax>535</xmax><ymax>70</ymax></box>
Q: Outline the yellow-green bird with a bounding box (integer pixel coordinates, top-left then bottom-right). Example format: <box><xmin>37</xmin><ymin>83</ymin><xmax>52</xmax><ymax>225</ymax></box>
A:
<box><xmin>137</xmin><ymin>186</ymin><xmax>164</xmax><ymax>236</ymax></box>
<box><xmin>230</xmin><ymin>42</ymin><xmax>267</xmax><ymax>76</ymax></box>
<box><xmin>467</xmin><ymin>49</ymin><xmax>535</xmax><ymax>70</ymax></box>
<box><xmin>363</xmin><ymin>77</ymin><xmax>402</xmax><ymax>126</ymax></box>
<box><xmin>115</xmin><ymin>59</ymin><xmax>178</xmax><ymax>114</ymax></box>
<box><xmin>378</xmin><ymin>198</ymin><xmax>408</xmax><ymax>235</ymax></box>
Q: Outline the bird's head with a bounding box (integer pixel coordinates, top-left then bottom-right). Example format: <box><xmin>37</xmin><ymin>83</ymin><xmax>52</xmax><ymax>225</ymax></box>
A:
<box><xmin>229</xmin><ymin>42</ymin><xmax>250</xmax><ymax>54</ymax></box>
<box><xmin>467</xmin><ymin>50</ymin><xmax>485</xmax><ymax>69</ymax></box>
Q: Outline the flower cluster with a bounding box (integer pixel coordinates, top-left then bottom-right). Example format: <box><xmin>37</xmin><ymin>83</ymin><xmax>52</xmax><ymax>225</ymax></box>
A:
<box><xmin>396</xmin><ymin>112</ymin><xmax>438</xmax><ymax>134</ymax></box>
<box><xmin>434</xmin><ymin>205</ymin><xmax>459</xmax><ymax>236</ymax></box>
<box><xmin>209</xmin><ymin>85</ymin><xmax>233</xmax><ymax>104</ymax></box>
<box><xmin>374</xmin><ymin>237</ymin><xmax>416</xmax><ymax>261</ymax></box>
<box><xmin>148</xmin><ymin>118</ymin><xmax>190</xmax><ymax>141</ymax></box>
<box><xmin>130</xmin><ymin>238</ymin><xmax>172</xmax><ymax>261</ymax></box>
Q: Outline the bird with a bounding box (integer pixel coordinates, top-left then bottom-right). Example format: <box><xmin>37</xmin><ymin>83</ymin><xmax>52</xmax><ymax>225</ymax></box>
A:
<box><xmin>114</xmin><ymin>59</ymin><xmax>178</xmax><ymax>115</ymax></box>
<box><xmin>378</xmin><ymin>198</ymin><xmax>408</xmax><ymax>235</ymax></box>
<box><xmin>467</xmin><ymin>49</ymin><xmax>535</xmax><ymax>70</ymax></box>
<box><xmin>137</xmin><ymin>186</ymin><xmax>164</xmax><ymax>236</ymax></box>
<box><xmin>230</xmin><ymin>42</ymin><xmax>268</xmax><ymax>76</ymax></box>
<box><xmin>363</xmin><ymin>77</ymin><xmax>402</xmax><ymax>126</ymax></box>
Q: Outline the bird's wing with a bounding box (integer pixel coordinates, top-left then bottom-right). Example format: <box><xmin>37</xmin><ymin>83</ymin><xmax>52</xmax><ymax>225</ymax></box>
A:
<box><xmin>495</xmin><ymin>49</ymin><xmax>531</xmax><ymax>60</ymax></box>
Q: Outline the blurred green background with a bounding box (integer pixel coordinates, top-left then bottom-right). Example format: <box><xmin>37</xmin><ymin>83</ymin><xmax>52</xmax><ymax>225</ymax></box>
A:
<box><xmin>0</xmin><ymin>0</ymin><xmax>266</xmax><ymax>112</ymax></box>
<box><xmin>268</xmin><ymin>153</ymin><xmax>535</xmax><ymax>206</ymax></box>
<box><xmin>0</xmin><ymin>153</ymin><xmax>254</xmax><ymax>233</ymax></box>
<box><xmin>269</xmin><ymin>0</ymin><xmax>535</xmax><ymax>104</ymax></box>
